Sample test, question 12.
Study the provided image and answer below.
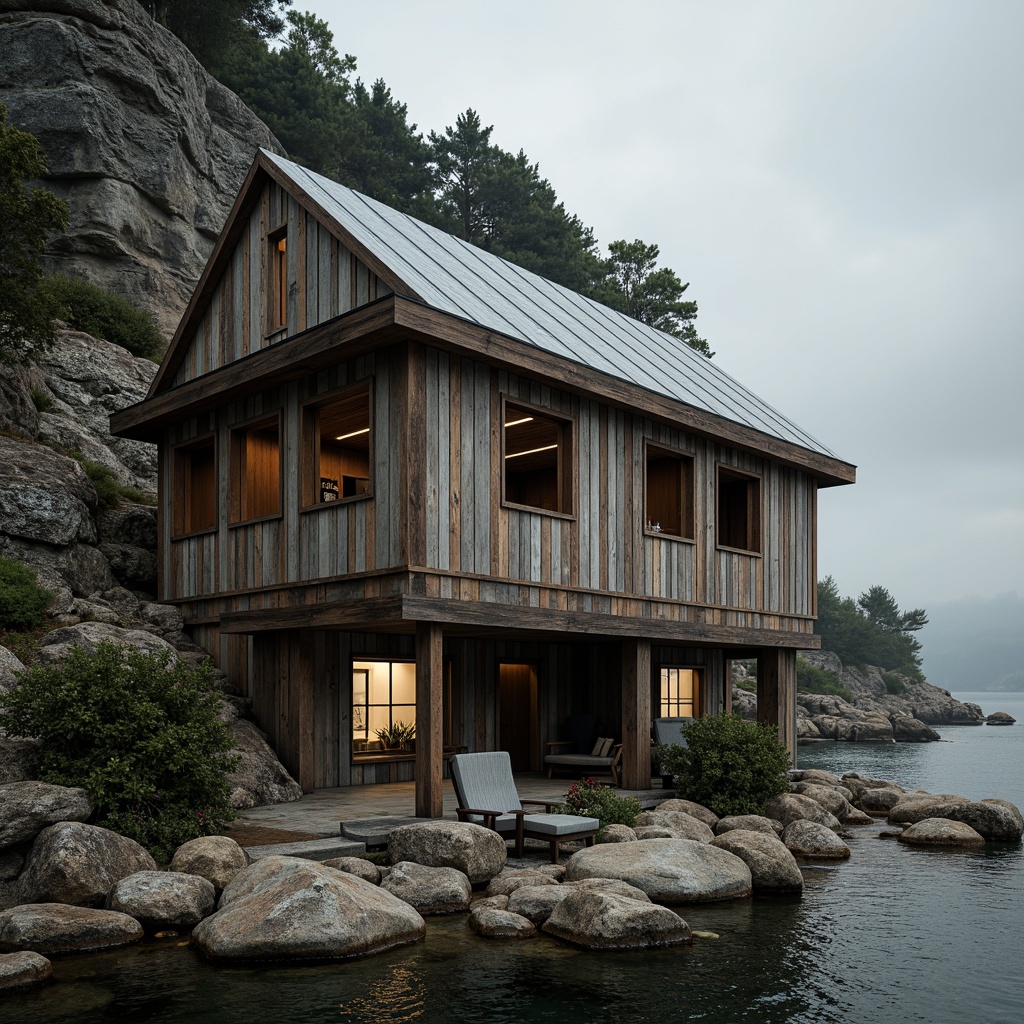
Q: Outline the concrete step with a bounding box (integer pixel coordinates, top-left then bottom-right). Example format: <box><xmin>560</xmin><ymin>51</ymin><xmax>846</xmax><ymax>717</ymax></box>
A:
<box><xmin>245</xmin><ymin>837</ymin><xmax>366</xmax><ymax>861</ymax></box>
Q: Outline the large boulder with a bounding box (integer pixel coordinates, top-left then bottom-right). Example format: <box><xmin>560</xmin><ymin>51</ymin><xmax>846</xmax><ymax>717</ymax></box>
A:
<box><xmin>543</xmin><ymin>890</ymin><xmax>692</xmax><ymax>950</ymax></box>
<box><xmin>14</xmin><ymin>821</ymin><xmax>156</xmax><ymax>907</ymax></box>
<box><xmin>223</xmin><ymin>718</ymin><xmax>303</xmax><ymax>809</ymax></box>
<box><xmin>634</xmin><ymin>810</ymin><xmax>714</xmax><ymax>843</ymax></box>
<box><xmin>0</xmin><ymin>950</ymin><xmax>52</xmax><ymax>990</ymax></box>
<box><xmin>789</xmin><ymin>783</ymin><xmax>853</xmax><ymax>822</ymax></box>
<box><xmin>468</xmin><ymin>906</ymin><xmax>536</xmax><ymax>939</ymax></box>
<box><xmin>485</xmin><ymin>869</ymin><xmax>560</xmax><ymax>897</ymax></box>
<box><xmin>0</xmin><ymin>903</ymin><xmax>142</xmax><ymax>954</ymax></box>
<box><xmin>781</xmin><ymin>821</ymin><xmax>851</xmax><ymax>860</ymax></box>
<box><xmin>946</xmin><ymin>801</ymin><xmax>1023</xmax><ymax>843</ymax></box>
<box><xmin>380</xmin><ymin>862</ymin><xmax>472</xmax><ymax>915</ymax></box>
<box><xmin>890</xmin><ymin>716</ymin><xmax>941</xmax><ymax>742</ymax></box>
<box><xmin>169</xmin><ymin>836</ymin><xmax>250</xmax><ymax>893</ymax></box>
<box><xmin>192</xmin><ymin>856</ymin><xmax>425</xmax><ymax>960</ymax></box>
<box><xmin>0</xmin><ymin>782</ymin><xmax>94</xmax><ymax>849</ymax></box>
<box><xmin>33</xmin><ymin>621</ymin><xmax>178</xmax><ymax>666</ymax></box>
<box><xmin>322</xmin><ymin>857</ymin><xmax>381</xmax><ymax>885</ymax></box>
<box><xmin>857</xmin><ymin>787</ymin><xmax>908</xmax><ymax>815</ymax></box>
<box><xmin>0</xmin><ymin>1</ymin><xmax>282</xmax><ymax>335</ymax></box>
<box><xmin>888</xmin><ymin>794</ymin><xmax>971</xmax><ymax>826</ymax></box>
<box><xmin>387</xmin><ymin>821</ymin><xmax>507</xmax><ymax>885</ymax></box>
<box><xmin>653</xmin><ymin>799</ymin><xmax>719</xmax><ymax>828</ymax></box>
<box><xmin>764</xmin><ymin>794</ymin><xmax>842</xmax><ymax>832</ymax></box>
<box><xmin>714</xmin><ymin>815</ymin><xmax>782</xmax><ymax>838</ymax></box>
<box><xmin>710</xmin><ymin>830</ymin><xmax>804</xmax><ymax>893</ymax></box>
<box><xmin>106</xmin><ymin>870</ymin><xmax>216</xmax><ymax>931</ymax></box>
<box><xmin>563</xmin><ymin>839</ymin><xmax>752</xmax><ymax>904</ymax></box>
<box><xmin>898</xmin><ymin>819</ymin><xmax>986</xmax><ymax>848</ymax></box>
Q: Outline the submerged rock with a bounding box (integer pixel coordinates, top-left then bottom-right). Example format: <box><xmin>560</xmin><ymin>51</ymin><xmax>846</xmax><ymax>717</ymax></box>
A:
<box><xmin>0</xmin><ymin>950</ymin><xmax>52</xmax><ymax>990</ymax></box>
<box><xmin>543</xmin><ymin>890</ymin><xmax>692</xmax><ymax>950</ymax></box>
<box><xmin>710</xmin><ymin>830</ymin><xmax>804</xmax><ymax>893</ymax></box>
<box><xmin>0</xmin><ymin>904</ymin><xmax>142</xmax><ymax>955</ymax></box>
<box><xmin>468</xmin><ymin>906</ymin><xmax>535</xmax><ymax>939</ymax></box>
<box><xmin>986</xmin><ymin>712</ymin><xmax>1016</xmax><ymax>726</ymax></box>
<box><xmin>898</xmin><ymin>819</ymin><xmax>986</xmax><ymax>848</ymax></box>
<box><xmin>782</xmin><ymin>821</ymin><xmax>851</xmax><ymax>860</ymax></box>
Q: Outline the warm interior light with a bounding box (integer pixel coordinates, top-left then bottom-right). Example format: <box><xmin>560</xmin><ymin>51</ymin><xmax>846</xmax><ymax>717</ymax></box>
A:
<box><xmin>336</xmin><ymin>428</ymin><xmax>370</xmax><ymax>441</ymax></box>
<box><xmin>505</xmin><ymin>444</ymin><xmax>557</xmax><ymax>460</ymax></box>
<box><xmin>504</xmin><ymin>416</ymin><xmax>534</xmax><ymax>427</ymax></box>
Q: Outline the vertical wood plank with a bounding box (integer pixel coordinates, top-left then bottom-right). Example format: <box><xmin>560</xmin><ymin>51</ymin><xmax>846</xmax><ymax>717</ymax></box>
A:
<box><xmin>415</xmin><ymin>622</ymin><xmax>444</xmax><ymax>818</ymax></box>
<box><xmin>620</xmin><ymin>638</ymin><xmax>652</xmax><ymax>789</ymax></box>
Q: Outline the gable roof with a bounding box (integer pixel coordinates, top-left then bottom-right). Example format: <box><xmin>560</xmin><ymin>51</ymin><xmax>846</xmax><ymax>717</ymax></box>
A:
<box><xmin>259</xmin><ymin>151</ymin><xmax>840</xmax><ymax>461</ymax></box>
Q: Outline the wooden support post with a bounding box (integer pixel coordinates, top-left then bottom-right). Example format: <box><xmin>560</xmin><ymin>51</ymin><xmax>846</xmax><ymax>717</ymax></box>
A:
<box><xmin>415</xmin><ymin>621</ymin><xmax>444</xmax><ymax>818</ymax></box>
<box><xmin>621</xmin><ymin>638</ymin><xmax>652</xmax><ymax>790</ymax></box>
<box><xmin>757</xmin><ymin>647</ymin><xmax>797</xmax><ymax>765</ymax></box>
<box><xmin>291</xmin><ymin>630</ymin><xmax>315</xmax><ymax>793</ymax></box>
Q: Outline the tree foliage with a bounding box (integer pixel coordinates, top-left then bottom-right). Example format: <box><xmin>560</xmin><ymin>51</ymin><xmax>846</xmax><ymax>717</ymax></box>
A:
<box><xmin>587</xmin><ymin>239</ymin><xmax>712</xmax><ymax>357</ymax></box>
<box><xmin>816</xmin><ymin>576</ymin><xmax>928</xmax><ymax>681</ymax></box>
<box><xmin>0</xmin><ymin>105</ymin><xmax>69</xmax><ymax>362</ymax></box>
<box><xmin>2</xmin><ymin>642</ymin><xmax>237</xmax><ymax>860</ymax></box>
<box><xmin>654</xmin><ymin>714</ymin><xmax>790</xmax><ymax>817</ymax></box>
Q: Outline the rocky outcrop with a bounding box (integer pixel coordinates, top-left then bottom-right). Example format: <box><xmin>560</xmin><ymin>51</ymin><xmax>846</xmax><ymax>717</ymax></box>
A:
<box><xmin>0</xmin><ymin>0</ymin><xmax>281</xmax><ymax>334</ymax></box>
<box><xmin>192</xmin><ymin>856</ymin><xmax>426</xmax><ymax>961</ymax></box>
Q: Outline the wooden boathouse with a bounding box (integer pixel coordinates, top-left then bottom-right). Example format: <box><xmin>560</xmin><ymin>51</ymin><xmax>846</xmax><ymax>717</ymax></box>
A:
<box><xmin>111</xmin><ymin>150</ymin><xmax>856</xmax><ymax>817</ymax></box>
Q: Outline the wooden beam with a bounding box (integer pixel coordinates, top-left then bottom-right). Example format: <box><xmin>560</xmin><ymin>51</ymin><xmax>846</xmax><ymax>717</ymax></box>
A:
<box><xmin>757</xmin><ymin>647</ymin><xmax>797</xmax><ymax>764</ymax></box>
<box><xmin>218</xmin><ymin>597</ymin><xmax>404</xmax><ymax>634</ymax></box>
<box><xmin>415</xmin><ymin>621</ymin><xmax>444</xmax><ymax>818</ymax></box>
<box><xmin>620</xmin><ymin>638</ymin><xmax>652</xmax><ymax>790</ymax></box>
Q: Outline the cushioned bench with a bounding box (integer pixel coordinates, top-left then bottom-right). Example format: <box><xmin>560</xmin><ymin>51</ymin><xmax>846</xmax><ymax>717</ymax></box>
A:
<box><xmin>544</xmin><ymin>741</ymin><xmax>622</xmax><ymax>786</ymax></box>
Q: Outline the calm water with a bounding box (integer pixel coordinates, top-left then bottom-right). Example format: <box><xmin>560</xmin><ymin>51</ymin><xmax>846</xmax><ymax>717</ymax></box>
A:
<box><xmin>3</xmin><ymin>692</ymin><xmax>1022</xmax><ymax>1024</ymax></box>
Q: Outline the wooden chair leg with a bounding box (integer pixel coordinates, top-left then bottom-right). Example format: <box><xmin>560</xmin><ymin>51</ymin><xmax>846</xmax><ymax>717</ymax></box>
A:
<box><xmin>550</xmin><ymin>841</ymin><xmax>560</xmax><ymax>864</ymax></box>
<box><xmin>514</xmin><ymin>817</ymin><xmax>524</xmax><ymax>857</ymax></box>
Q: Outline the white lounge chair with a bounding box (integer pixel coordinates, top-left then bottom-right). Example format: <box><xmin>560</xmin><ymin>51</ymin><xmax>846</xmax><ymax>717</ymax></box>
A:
<box><xmin>449</xmin><ymin>751</ymin><xmax>600</xmax><ymax>863</ymax></box>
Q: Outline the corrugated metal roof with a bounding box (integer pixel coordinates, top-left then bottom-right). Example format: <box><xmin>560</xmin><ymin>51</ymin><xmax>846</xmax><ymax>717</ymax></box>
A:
<box><xmin>263</xmin><ymin>150</ymin><xmax>838</xmax><ymax>459</ymax></box>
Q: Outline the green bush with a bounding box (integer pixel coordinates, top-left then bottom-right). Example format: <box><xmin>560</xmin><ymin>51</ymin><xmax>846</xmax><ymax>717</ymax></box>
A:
<box><xmin>29</xmin><ymin>387</ymin><xmax>52</xmax><ymax>412</ymax></box>
<box><xmin>76</xmin><ymin>456</ymin><xmax>152</xmax><ymax>507</ymax></box>
<box><xmin>654</xmin><ymin>714</ymin><xmax>790</xmax><ymax>817</ymax></box>
<box><xmin>0</xmin><ymin>557</ymin><xmax>52</xmax><ymax>630</ymax></box>
<box><xmin>47</xmin><ymin>274</ymin><xmax>165</xmax><ymax>360</ymax></box>
<box><xmin>556</xmin><ymin>776</ymin><xmax>641</xmax><ymax>835</ymax></box>
<box><xmin>796</xmin><ymin>657</ymin><xmax>852</xmax><ymax>701</ymax></box>
<box><xmin>881</xmin><ymin>671</ymin><xmax>906</xmax><ymax>695</ymax></box>
<box><xmin>1</xmin><ymin>641</ymin><xmax>237</xmax><ymax>860</ymax></box>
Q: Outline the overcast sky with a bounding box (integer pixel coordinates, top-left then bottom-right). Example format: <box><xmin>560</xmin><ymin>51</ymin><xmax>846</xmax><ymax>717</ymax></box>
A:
<box><xmin>303</xmin><ymin>0</ymin><xmax>1023</xmax><ymax>611</ymax></box>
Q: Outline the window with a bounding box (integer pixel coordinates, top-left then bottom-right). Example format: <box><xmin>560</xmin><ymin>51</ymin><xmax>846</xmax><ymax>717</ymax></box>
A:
<box><xmin>172</xmin><ymin>435</ymin><xmax>216</xmax><ymax>536</ymax></box>
<box><xmin>352</xmin><ymin>659</ymin><xmax>416</xmax><ymax>754</ymax></box>
<box><xmin>660</xmin><ymin>667</ymin><xmax>701</xmax><ymax>718</ymax></box>
<box><xmin>302</xmin><ymin>384</ymin><xmax>372</xmax><ymax>507</ymax></box>
<box><xmin>645</xmin><ymin>443</ymin><xmax>694</xmax><ymax>539</ymax></box>
<box><xmin>268</xmin><ymin>227</ymin><xmax>287</xmax><ymax>331</ymax></box>
<box><xmin>717</xmin><ymin>466</ymin><xmax>762</xmax><ymax>553</ymax></box>
<box><xmin>503</xmin><ymin>401</ymin><xmax>573</xmax><ymax>514</ymax></box>
<box><xmin>230</xmin><ymin>416</ymin><xmax>281</xmax><ymax>523</ymax></box>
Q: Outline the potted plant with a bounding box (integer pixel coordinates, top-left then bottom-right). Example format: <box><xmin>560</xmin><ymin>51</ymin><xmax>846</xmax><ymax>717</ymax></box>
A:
<box><xmin>375</xmin><ymin>720</ymin><xmax>416</xmax><ymax>752</ymax></box>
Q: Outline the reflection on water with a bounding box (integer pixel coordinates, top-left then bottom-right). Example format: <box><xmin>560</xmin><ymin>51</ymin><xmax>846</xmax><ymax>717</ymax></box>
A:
<box><xmin>2</xmin><ymin>702</ymin><xmax>1022</xmax><ymax>1024</ymax></box>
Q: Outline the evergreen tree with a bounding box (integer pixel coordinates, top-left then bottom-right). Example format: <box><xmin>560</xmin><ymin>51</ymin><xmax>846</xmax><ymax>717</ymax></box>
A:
<box><xmin>0</xmin><ymin>105</ymin><xmax>69</xmax><ymax>362</ymax></box>
<box><xmin>588</xmin><ymin>239</ymin><xmax>712</xmax><ymax>357</ymax></box>
<box><xmin>428</xmin><ymin>109</ymin><xmax>496</xmax><ymax>241</ymax></box>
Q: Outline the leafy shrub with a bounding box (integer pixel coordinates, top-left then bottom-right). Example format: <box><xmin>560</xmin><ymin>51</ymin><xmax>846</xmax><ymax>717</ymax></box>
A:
<box><xmin>1</xmin><ymin>641</ymin><xmax>237</xmax><ymax>860</ymax></box>
<box><xmin>654</xmin><ymin>714</ymin><xmax>790</xmax><ymax>817</ymax></box>
<box><xmin>556</xmin><ymin>776</ymin><xmax>641</xmax><ymax>834</ymax></box>
<box><xmin>47</xmin><ymin>274</ymin><xmax>165</xmax><ymax>360</ymax></box>
<box><xmin>0</xmin><ymin>557</ymin><xmax>52</xmax><ymax>630</ymax></box>
<box><xmin>881</xmin><ymin>671</ymin><xmax>906</xmax><ymax>695</ymax></box>
<box><xmin>796</xmin><ymin>657</ymin><xmax>852</xmax><ymax>701</ymax></box>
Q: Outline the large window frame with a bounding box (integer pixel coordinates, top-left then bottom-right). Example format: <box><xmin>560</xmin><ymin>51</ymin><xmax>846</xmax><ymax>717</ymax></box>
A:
<box><xmin>659</xmin><ymin>666</ymin><xmax>702</xmax><ymax>719</ymax></box>
<box><xmin>171</xmin><ymin>433</ymin><xmax>217</xmax><ymax>538</ymax></box>
<box><xmin>644</xmin><ymin>441</ymin><xmax>695</xmax><ymax>540</ymax></box>
<box><xmin>351</xmin><ymin>658</ymin><xmax>417</xmax><ymax>758</ymax></box>
<box><xmin>300</xmin><ymin>381</ymin><xmax>373</xmax><ymax>511</ymax></box>
<box><xmin>229</xmin><ymin>413</ymin><xmax>283</xmax><ymax>526</ymax></box>
<box><xmin>716</xmin><ymin>465</ymin><xmax>762</xmax><ymax>555</ymax></box>
<box><xmin>501</xmin><ymin>396</ymin><xmax>575</xmax><ymax>517</ymax></box>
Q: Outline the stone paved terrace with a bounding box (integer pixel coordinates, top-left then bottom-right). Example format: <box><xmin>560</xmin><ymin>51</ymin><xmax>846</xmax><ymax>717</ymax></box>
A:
<box><xmin>234</xmin><ymin>774</ymin><xmax>672</xmax><ymax>837</ymax></box>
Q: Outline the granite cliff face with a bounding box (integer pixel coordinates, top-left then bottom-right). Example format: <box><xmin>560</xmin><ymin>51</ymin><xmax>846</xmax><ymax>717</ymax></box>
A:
<box><xmin>0</xmin><ymin>0</ymin><xmax>282</xmax><ymax>333</ymax></box>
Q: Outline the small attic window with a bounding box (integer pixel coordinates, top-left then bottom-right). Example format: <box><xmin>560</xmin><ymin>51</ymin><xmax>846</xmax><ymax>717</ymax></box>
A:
<box><xmin>268</xmin><ymin>227</ymin><xmax>287</xmax><ymax>332</ymax></box>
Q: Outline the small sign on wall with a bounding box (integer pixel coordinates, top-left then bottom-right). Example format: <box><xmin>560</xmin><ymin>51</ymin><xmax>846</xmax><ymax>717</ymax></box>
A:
<box><xmin>320</xmin><ymin>477</ymin><xmax>339</xmax><ymax>502</ymax></box>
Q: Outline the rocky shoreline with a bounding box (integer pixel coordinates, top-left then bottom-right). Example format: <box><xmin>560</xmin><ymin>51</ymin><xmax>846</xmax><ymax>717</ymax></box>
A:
<box><xmin>0</xmin><ymin>768</ymin><xmax>1020</xmax><ymax>990</ymax></box>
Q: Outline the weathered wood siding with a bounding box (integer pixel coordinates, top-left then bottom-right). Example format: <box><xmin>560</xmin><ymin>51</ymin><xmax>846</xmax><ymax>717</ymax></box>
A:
<box><xmin>172</xmin><ymin>181</ymin><xmax>392</xmax><ymax>387</ymax></box>
<box><xmin>418</xmin><ymin>347</ymin><xmax>816</xmax><ymax>619</ymax></box>
<box><xmin>163</xmin><ymin>351</ymin><xmax>405</xmax><ymax>601</ymax></box>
